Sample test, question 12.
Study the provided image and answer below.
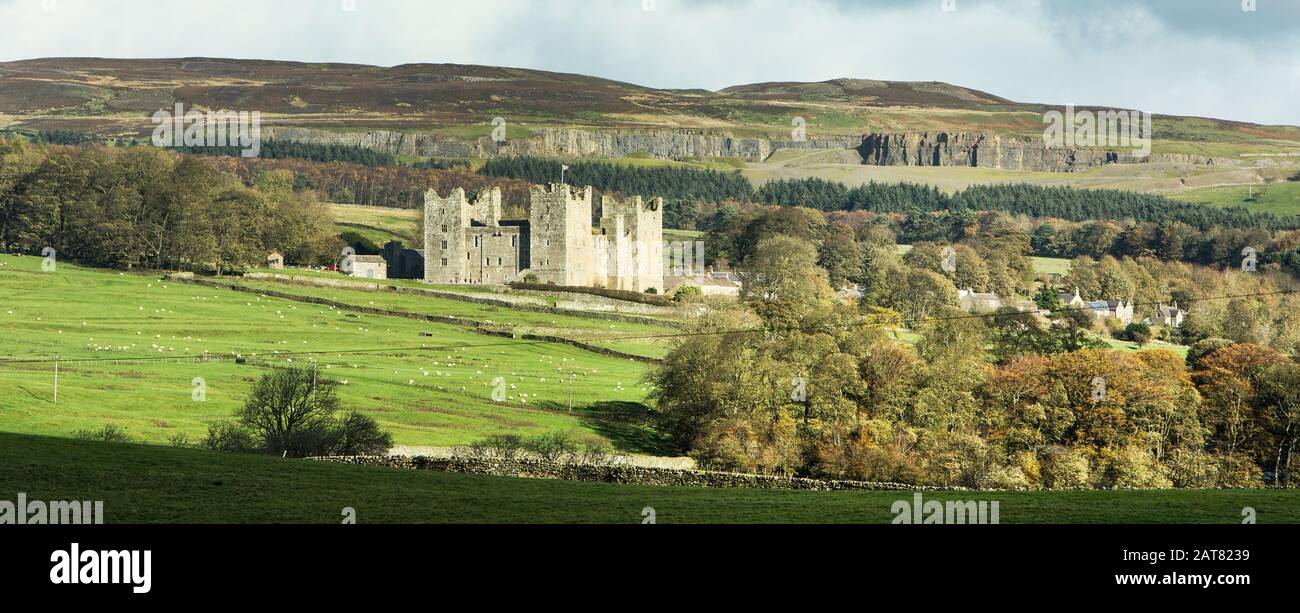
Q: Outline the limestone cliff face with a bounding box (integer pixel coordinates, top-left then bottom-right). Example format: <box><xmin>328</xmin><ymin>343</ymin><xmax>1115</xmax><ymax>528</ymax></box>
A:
<box><xmin>263</xmin><ymin>126</ymin><xmax>1224</xmax><ymax>172</ymax></box>
<box><xmin>263</xmin><ymin>126</ymin><xmax>859</xmax><ymax>162</ymax></box>
<box><xmin>859</xmin><ymin>132</ymin><xmax>1124</xmax><ymax>171</ymax></box>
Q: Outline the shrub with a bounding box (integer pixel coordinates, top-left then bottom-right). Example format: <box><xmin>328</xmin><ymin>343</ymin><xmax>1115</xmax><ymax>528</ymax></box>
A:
<box><xmin>576</xmin><ymin>444</ymin><xmax>617</xmax><ymax>466</ymax></box>
<box><xmin>920</xmin><ymin>431</ymin><xmax>993</xmax><ymax>488</ymax></box>
<box><xmin>463</xmin><ymin>434</ymin><xmax>526</xmax><ymax>460</ymax></box>
<box><xmin>168</xmin><ymin>432</ymin><xmax>192</xmax><ymax>448</ymax></box>
<box><xmin>1014</xmin><ymin>451</ymin><xmax>1044</xmax><ymax>489</ymax></box>
<box><xmin>1123</xmin><ymin>322</ymin><xmax>1152</xmax><ymax>346</ymax></box>
<box><xmin>1162</xmin><ymin>449</ymin><xmax>1219</xmax><ymax>488</ymax></box>
<box><xmin>1097</xmin><ymin>446</ymin><xmax>1172</xmax><ymax>489</ymax></box>
<box><xmin>977</xmin><ymin>464</ymin><xmax>1032</xmax><ymax>490</ymax></box>
<box><xmin>328</xmin><ymin>411</ymin><xmax>394</xmax><ymax>456</ymax></box>
<box><xmin>1040</xmin><ymin>446</ymin><xmax>1091</xmax><ymax>490</ymax></box>
<box><xmin>1103</xmin><ymin>317</ymin><xmax>1125</xmax><ymax>338</ymax></box>
<box><xmin>203</xmin><ymin>421</ymin><xmax>257</xmax><ymax>453</ymax></box>
<box><xmin>1215</xmin><ymin>452</ymin><xmax>1264</xmax><ymax>488</ymax></box>
<box><xmin>672</xmin><ymin>285</ymin><xmax>703</xmax><ymax>303</ymax></box>
<box><xmin>813</xmin><ymin>422</ymin><xmax>923</xmax><ymax>484</ymax></box>
<box><xmin>523</xmin><ymin>431</ymin><xmax>579</xmax><ymax>463</ymax></box>
<box><xmin>74</xmin><ymin>425</ymin><xmax>131</xmax><ymax>443</ymax></box>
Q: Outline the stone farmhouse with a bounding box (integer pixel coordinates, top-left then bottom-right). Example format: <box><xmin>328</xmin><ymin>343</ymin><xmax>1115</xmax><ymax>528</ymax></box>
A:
<box><xmin>423</xmin><ymin>184</ymin><xmax>664</xmax><ymax>292</ymax></box>
<box><xmin>1152</xmin><ymin>302</ymin><xmax>1188</xmax><ymax>328</ymax></box>
<box><xmin>1057</xmin><ymin>287</ymin><xmax>1136</xmax><ymax>325</ymax></box>
<box><xmin>957</xmin><ymin>288</ymin><xmax>1042</xmax><ymax>316</ymax></box>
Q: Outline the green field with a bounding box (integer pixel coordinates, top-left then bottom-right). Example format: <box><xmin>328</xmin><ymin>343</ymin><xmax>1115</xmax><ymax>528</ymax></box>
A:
<box><xmin>1030</xmin><ymin>256</ymin><xmax>1073</xmax><ymax>276</ymax></box>
<box><xmin>0</xmin><ymin>255</ymin><xmax>663</xmax><ymax>451</ymax></box>
<box><xmin>1171</xmin><ymin>180</ymin><xmax>1300</xmax><ymax>216</ymax></box>
<box><xmin>330</xmin><ymin>202</ymin><xmax>420</xmax><ymax>245</ymax></box>
<box><xmin>211</xmin><ymin>275</ymin><xmax>679</xmax><ymax>359</ymax></box>
<box><xmin>3</xmin><ymin>433</ymin><xmax>1294</xmax><ymax>523</ymax></box>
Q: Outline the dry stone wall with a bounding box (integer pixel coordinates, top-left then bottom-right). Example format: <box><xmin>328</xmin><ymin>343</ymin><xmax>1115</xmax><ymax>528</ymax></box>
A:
<box><xmin>310</xmin><ymin>455</ymin><xmax>938</xmax><ymax>491</ymax></box>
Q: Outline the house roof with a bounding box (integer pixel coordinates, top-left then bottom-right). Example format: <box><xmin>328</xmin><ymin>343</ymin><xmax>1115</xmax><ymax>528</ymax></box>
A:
<box><xmin>354</xmin><ymin>255</ymin><xmax>386</xmax><ymax>264</ymax></box>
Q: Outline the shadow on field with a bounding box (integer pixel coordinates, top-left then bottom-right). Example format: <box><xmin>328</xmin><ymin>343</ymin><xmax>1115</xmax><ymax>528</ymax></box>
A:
<box><xmin>536</xmin><ymin>400</ymin><xmax>679</xmax><ymax>456</ymax></box>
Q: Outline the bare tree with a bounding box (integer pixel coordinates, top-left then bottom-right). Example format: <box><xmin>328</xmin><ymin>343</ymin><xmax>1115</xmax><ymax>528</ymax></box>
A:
<box><xmin>236</xmin><ymin>366</ymin><xmax>340</xmax><ymax>457</ymax></box>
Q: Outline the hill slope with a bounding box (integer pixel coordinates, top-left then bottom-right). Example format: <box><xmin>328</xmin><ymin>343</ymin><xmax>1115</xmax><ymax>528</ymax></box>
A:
<box><xmin>3</xmin><ymin>57</ymin><xmax>1298</xmax><ymax>149</ymax></box>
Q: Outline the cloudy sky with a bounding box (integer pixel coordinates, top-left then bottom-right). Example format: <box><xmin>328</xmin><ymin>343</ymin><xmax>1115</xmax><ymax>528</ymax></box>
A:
<box><xmin>1</xmin><ymin>0</ymin><xmax>1297</xmax><ymax>125</ymax></box>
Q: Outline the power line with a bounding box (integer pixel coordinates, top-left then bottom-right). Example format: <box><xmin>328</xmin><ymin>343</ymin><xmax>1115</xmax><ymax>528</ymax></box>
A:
<box><xmin>1</xmin><ymin>286</ymin><xmax>1294</xmax><ymax>366</ymax></box>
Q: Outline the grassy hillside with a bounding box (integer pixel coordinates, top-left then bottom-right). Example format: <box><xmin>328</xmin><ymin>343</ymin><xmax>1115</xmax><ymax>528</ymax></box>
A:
<box><xmin>3</xmin><ymin>433</ymin><xmax>1295</xmax><ymax>523</ymax></box>
<box><xmin>1171</xmin><ymin>179</ymin><xmax>1300</xmax><ymax>216</ymax></box>
<box><xmin>211</xmin><ymin>275</ymin><xmax>679</xmax><ymax>359</ymax></box>
<box><xmin>4</xmin><ymin>58</ymin><xmax>1298</xmax><ymax>155</ymax></box>
<box><xmin>0</xmin><ymin>255</ymin><xmax>664</xmax><ymax>451</ymax></box>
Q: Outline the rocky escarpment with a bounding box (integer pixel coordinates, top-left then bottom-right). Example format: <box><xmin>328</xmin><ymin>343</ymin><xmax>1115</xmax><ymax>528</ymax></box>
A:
<box><xmin>265</xmin><ymin>126</ymin><xmax>1229</xmax><ymax>172</ymax></box>
<box><xmin>264</xmin><ymin>125</ymin><xmax>860</xmax><ymax>163</ymax></box>
<box><xmin>859</xmin><ymin>132</ymin><xmax>1123</xmax><ymax>171</ymax></box>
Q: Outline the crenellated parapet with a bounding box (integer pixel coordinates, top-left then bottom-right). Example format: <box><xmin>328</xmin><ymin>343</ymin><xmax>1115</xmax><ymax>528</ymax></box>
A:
<box><xmin>424</xmin><ymin>183</ymin><xmax>663</xmax><ymax>291</ymax></box>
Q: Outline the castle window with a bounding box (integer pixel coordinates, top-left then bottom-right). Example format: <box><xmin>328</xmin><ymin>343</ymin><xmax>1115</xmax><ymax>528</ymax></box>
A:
<box><xmin>511</xmin><ymin>235</ymin><xmax>517</xmax><ymax>247</ymax></box>
<box><xmin>467</xmin><ymin>252</ymin><xmax>471</xmax><ymax>260</ymax></box>
<box><xmin>440</xmin><ymin>240</ymin><xmax>448</xmax><ymax>250</ymax></box>
<box><xmin>441</xmin><ymin>225</ymin><xmax>448</xmax><ymax>233</ymax></box>
<box><xmin>497</xmin><ymin>257</ymin><xmax>503</xmax><ymax>266</ymax></box>
<box><xmin>440</xmin><ymin>258</ymin><xmax>448</xmax><ymax>266</ymax></box>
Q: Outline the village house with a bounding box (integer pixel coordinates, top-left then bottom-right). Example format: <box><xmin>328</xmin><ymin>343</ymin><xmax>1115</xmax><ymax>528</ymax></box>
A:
<box><xmin>265</xmin><ymin>251</ymin><xmax>284</xmax><ymax>270</ymax></box>
<box><xmin>1058</xmin><ymin>288</ymin><xmax>1134</xmax><ymax>324</ymax></box>
<box><xmin>1152</xmin><ymin>302</ymin><xmax>1188</xmax><ymax>328</ymax></box>
<box><xmin>1089</xmin><ymin>299</ymin><xmax>1135</xmax><ymax>325</ymax></box>
<box><xmin>958</xmin><ymin>288</ymin><xmax>1003</xmax><ymax>312</ymax></box>
<box><xmin>956</xmin><ymin>288</ymin><xmax>1050</xmax><ymax>323</ymax></box>
<box><xmin>1058</xmin><ymin>287</ymin><xmax>1087</xmax><ymax>309</ymax></box>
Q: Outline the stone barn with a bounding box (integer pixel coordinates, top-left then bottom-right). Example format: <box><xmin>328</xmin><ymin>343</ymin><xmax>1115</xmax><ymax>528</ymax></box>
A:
<box><xmin>351</xmin><ymin>255</ymin><xmax>387</xmax><ymax>280</ymax></box>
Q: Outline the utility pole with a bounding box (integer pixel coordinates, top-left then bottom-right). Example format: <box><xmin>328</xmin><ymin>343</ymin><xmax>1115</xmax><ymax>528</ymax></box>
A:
<box><xmin>568</xmin><ymin>373</ymin><xmax>575</xmax><ymax>412</ymax></box>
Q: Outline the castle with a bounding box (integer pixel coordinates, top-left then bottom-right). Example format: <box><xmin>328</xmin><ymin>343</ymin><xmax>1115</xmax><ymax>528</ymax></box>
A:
<box><xmin>423</xmin><ymin>184</ymin><xmax>664</xmax><ymax>292</ymax></box>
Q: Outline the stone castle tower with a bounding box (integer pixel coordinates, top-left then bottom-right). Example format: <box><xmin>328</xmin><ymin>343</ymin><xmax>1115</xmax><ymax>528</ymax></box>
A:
<box><xmin>423</xmin><ymin>183</ymin><xmax>663</xmax><ymax>292</ymax></box>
